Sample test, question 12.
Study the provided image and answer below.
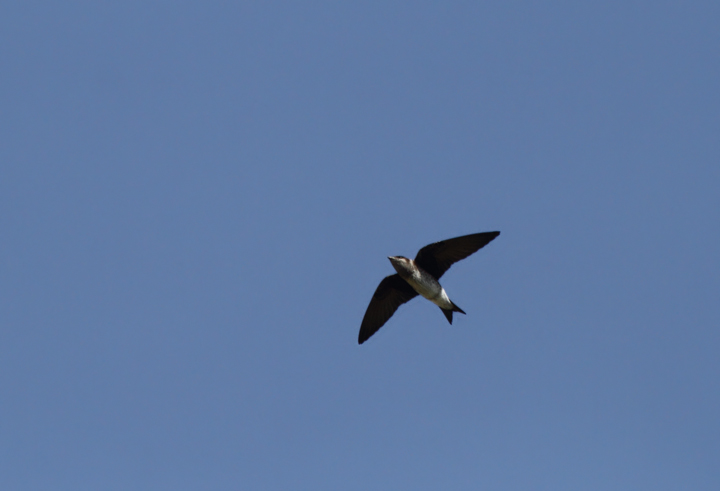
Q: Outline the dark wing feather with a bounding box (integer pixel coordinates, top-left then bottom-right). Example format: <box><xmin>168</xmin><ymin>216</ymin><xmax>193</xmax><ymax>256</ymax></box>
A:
<box><xmin>414</xmin><ymin>231</ymin><xmax>500</xmax><ymax>279</ymax></box>
<box><xmin>358</xmin><ymin>274</ymin><xmax>418</xmax><ymax>344</ymax></box>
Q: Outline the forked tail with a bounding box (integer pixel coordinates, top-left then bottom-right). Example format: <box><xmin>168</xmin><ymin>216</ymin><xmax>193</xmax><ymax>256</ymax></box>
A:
<box><xmin>440</xmin><ymin>301</ymin><xmax>466</xmax><ymax>324</ymax></box>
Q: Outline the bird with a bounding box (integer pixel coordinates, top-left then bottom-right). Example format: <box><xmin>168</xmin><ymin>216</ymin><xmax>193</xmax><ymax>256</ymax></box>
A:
<box><xmin>358</xmin><ymin>231</ymin><xmax>500</xmax><ymax>344</ymax></box>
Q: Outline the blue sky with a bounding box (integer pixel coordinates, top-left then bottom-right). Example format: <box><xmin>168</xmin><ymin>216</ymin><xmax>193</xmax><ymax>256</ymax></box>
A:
<box><xmin>2</xmin><ymin>2</ymin><xmax>719</xmax><ymax>489</ymax></box>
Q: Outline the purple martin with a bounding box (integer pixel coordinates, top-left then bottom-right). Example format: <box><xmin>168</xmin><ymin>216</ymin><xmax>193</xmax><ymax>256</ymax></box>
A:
<box><xmin>358</xmin><ymin>231</ymin><xmax>500</xmax><ymax>344</ymax></box>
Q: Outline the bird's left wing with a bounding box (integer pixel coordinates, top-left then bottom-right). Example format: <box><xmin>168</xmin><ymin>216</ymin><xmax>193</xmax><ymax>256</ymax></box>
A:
<box><xmin>358</xmin><ymin>274</ymin><xmax>418</xmax><ymax>344</ymax></box>
<box><xmin>414</xmin><ymin>231</ymin><xmax>500</xmax><ymax>279</ymax></box>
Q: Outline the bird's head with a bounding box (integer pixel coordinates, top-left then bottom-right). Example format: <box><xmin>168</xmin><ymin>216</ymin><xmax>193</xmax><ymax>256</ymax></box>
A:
<box><xmin>388</xmin><ymin>256</ymin><xmax>413</xmax><ymax>276</ymax></box>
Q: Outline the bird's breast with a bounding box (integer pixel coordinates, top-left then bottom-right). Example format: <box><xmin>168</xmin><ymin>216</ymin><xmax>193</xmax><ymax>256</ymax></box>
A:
<box><xmin>402</xmin><ymin>267</ymin><xmax>442</xmax><ymax>301</ymax></box>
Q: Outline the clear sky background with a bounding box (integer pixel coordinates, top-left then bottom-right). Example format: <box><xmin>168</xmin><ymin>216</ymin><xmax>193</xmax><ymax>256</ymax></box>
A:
<box><xmin>2</xmin><ymin>2</ymin><xmax>719</xmax><ymax>489</ymax></box>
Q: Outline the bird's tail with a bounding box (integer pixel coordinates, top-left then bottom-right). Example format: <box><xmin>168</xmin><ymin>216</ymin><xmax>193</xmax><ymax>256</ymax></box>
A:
<box><xmin>440</xmin><ymin>301</ymin><xmax>466</xmax><ymax>324</ymax></box>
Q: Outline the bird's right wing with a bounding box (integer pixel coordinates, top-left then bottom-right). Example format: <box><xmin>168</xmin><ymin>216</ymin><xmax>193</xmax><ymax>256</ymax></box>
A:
<box><xmin>358</xmin><ymin>274</ymin><xmax>418</xmax><ymax>344</ymax></box>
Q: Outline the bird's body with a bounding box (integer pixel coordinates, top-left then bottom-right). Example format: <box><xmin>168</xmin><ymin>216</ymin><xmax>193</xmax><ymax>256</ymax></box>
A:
<box><xmin>358</xmin><ymin>231</ymin><xmax>500</xmax><ymax>344</ymax></box>
<box><xmin>388</xmin><ymin>256</ymin><xmax>453</xmax><ymax>310</ymax></box>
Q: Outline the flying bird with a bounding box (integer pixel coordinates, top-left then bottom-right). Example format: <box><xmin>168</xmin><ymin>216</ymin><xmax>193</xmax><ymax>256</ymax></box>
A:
<box><xmin>358</xmin><ymin>231</ymin><xmax>500</xmax><ymax>344</ymax></box>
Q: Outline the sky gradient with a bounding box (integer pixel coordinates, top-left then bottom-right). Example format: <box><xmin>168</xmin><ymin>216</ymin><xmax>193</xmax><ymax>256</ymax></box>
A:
<box><xmin>2</xmin><ymin>2</ymin><xmax>719</xmax><ymax>489</ymax></box>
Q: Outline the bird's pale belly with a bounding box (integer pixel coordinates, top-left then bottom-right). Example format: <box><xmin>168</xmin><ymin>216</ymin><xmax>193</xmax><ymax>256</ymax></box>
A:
<box><xmin>403</xmin><ymin>271</ymin><xmax>454</xmax><ymax>310</ymax></box>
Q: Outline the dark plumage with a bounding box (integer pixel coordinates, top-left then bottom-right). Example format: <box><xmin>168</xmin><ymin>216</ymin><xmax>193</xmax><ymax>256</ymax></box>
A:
<box><xmin>358</xmin><ymin>231</ymin><xmax>500</xmax><ymax>344</ymax></box>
